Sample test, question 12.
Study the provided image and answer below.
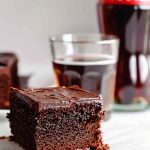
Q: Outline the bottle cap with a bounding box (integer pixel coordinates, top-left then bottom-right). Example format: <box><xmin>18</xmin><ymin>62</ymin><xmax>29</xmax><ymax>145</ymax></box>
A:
<box><xmin>100</xmin><ymin>0</ymin><xmax>150</xmax><ymax>5</ymax></box>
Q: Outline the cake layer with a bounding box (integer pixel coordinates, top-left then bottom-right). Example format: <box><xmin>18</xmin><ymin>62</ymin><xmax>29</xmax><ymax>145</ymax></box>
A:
<box><xmin>8</xmin><ymin>86</ymin><xmax>109</xmax><ymax>150</ymax></box>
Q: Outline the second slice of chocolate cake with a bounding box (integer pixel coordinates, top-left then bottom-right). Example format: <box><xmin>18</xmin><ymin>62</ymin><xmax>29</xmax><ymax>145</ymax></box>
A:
<box><xmin>8</xmin><ymin>86</ymin><xmax>109</xmax><ymax>150</ymax></box>
<box><xmin>0</xmin><ymin>53</ymin><xmax>19</xmax><ymax>109</ymax></box>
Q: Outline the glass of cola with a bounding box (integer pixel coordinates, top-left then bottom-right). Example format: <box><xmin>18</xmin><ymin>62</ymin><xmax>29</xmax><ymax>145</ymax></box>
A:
<box><xmin>50</xmin><ymin>34</ymin><xmax>119</xmax><ymax>119</ymax></box>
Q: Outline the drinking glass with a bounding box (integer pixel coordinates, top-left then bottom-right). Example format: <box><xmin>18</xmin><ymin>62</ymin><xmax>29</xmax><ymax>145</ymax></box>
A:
<box><xmin>50</xmin><ymin>33</ymin><xmax>119</xmax><ymax>119</ymax></box>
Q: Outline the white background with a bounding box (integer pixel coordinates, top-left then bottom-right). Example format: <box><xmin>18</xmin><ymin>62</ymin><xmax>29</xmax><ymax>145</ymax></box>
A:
<box><xmin>0</xmin><ymin>0</ymin><xmax>99</xmax><ymax>80</ymax></box>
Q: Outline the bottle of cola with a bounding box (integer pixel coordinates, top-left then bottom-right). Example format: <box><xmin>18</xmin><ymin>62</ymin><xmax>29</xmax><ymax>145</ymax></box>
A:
<box><xmin>97</xmin><ymin>0</ymin><xmax>150</xmax><ymax>110</ymax></box>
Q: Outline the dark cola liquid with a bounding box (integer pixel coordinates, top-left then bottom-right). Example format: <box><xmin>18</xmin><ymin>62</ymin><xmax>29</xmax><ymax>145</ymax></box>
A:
<box><xmin>98</xmin><ymin>4</ymin><xmax>150</xmax><ymax>104</ymax></box>
<box><xmin>53</xmin><ymin>54</ymin><xmax>116</xmax><ymax>110</ymax></box>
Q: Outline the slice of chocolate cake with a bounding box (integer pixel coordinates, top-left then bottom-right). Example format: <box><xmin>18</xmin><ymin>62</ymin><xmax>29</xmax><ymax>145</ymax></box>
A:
<box><xmin>8</xmin><ymin>86</ymin><xmax>109</xmax><ymax>150</ymax></box>
<box><xmin>0</xmin><ymin>53</ymin><xmax>19</xmax><ymax>109</ymax></box>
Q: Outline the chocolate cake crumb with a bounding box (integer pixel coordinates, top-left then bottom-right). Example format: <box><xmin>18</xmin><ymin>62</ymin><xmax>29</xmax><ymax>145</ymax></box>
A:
<box><xmin>0</xmin><ymin>136</ymin><xmax>10</xmax><ymax>140</ymax></box>
<box><xmin>0</xmin><ymin>136</ymin><xmax>6</xmax><ymax>140</ymax></box>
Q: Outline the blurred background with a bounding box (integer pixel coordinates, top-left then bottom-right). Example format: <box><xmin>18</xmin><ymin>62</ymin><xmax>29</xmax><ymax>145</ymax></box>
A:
<box><xmin>0</xmin><ymin>0</ymin><xmax>98</xmax><ymax>86</ymax></box>
<box><xmin>0</xmin><ymin>1</ymin><xmax>150</xmax><ymax>149</ymax></box>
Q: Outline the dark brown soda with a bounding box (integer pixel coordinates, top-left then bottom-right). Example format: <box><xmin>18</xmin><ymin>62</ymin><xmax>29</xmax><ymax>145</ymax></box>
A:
<box><xmin>98</xmin><ymin>4</ymin><xmax>150</xmax><ymax>104</ymax></box>
<box><xmin>53</xmin><ymin>54</ymin><xmax>116</xmax><ymax>109</ymax></box>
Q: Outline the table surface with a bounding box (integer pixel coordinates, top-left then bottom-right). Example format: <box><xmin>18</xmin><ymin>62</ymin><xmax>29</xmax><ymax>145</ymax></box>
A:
<box><xmin>0</xmin><ymin>109</ymin><xmax>150</xmax><ymax>150</ymax></box>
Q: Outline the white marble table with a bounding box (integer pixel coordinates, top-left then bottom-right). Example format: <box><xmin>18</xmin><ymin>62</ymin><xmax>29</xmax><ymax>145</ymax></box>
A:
<box><xmin>1</xmin><ymin>109</ymin><xmax>150</xmax><ymax>150</ymax></box>
<box><xmin>102</xmin><ymin>110</ymin><xmax>150</xmax><ymax>150</ymax></box>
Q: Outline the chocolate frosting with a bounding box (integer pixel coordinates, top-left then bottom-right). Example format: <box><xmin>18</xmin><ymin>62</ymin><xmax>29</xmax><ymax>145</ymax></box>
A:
<box><xmin>10</xmin><ymin>86</ymin><xmax>102</xmax><ymax>111</ymax></box>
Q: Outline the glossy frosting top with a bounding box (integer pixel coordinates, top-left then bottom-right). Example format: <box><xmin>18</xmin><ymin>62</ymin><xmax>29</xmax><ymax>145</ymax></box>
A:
<box><xmin>10</xmin><ymin>86</ymin><xmax>102</xmax><ymax>111</ymax></box>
